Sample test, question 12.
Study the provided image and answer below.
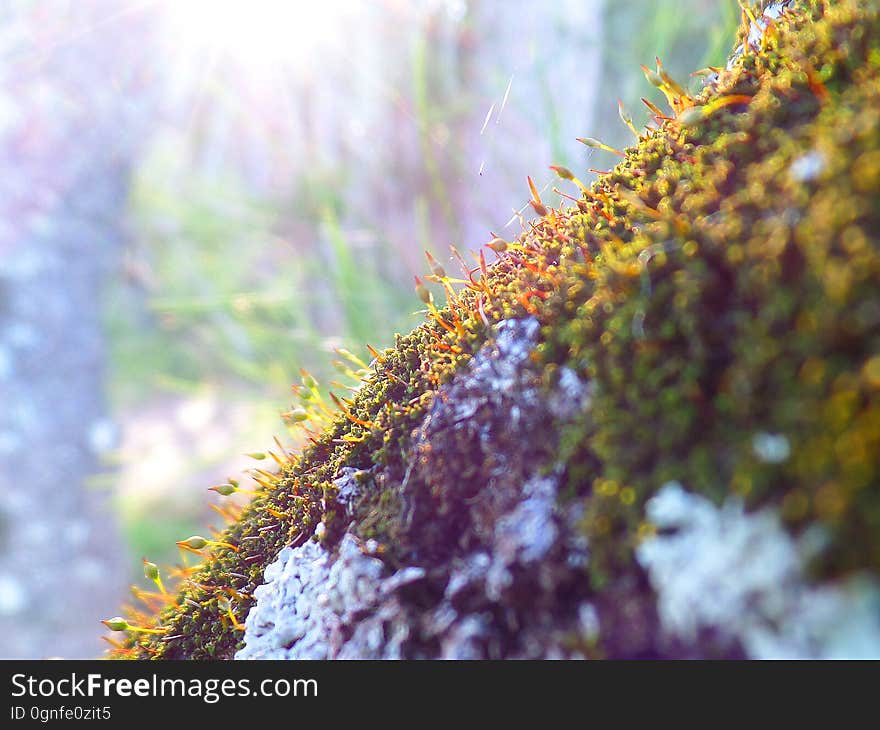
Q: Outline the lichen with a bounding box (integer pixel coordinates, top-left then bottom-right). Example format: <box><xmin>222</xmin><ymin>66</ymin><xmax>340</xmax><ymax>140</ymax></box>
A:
<box><xmin>112</xmin><ymin>0</ymin><xmax>880</xmax><ymax>659</ymax></box>
<box><xmin>637</xmin><ymin>481</ymin><xmax>880</xmax><ymax>658</ymax></box>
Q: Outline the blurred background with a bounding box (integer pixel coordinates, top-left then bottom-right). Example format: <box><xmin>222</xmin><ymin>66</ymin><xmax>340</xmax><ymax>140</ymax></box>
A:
<box><xmin>0</xmin><ymin>0</ymin><xmax>737</xmax><ymax>658</ymax></box>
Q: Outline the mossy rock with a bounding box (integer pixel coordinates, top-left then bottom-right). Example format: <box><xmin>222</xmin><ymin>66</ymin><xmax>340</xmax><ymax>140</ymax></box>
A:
<box><xmin>114</xmin><ymin>0</ymin><xmax>880</xmax><ymax>659</ymax></box>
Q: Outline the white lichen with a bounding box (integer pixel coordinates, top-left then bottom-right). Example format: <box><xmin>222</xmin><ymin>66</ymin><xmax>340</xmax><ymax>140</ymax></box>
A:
<box><xmin>751</xmin><ymin>431</ymin><xmax>791</xmax><ymax>463</ymax></box>
<box><xmin>727</xmin><ymin>1</ymin><xmax>792</xmax><ymax>69</ymax></box>
<box><xmin>236</xmin><ymin>534</ymin><xmax>388</xmax><ymax>660</ymax></box>
<box><xmin>789</xmin><ymin>151</ymin><xmax>826</xmax><ymax>183</ymax></box>
<box><xmin>637</xmin><ymin>481</ymin><xmax>880</xmax><ymax>658</ymax></box>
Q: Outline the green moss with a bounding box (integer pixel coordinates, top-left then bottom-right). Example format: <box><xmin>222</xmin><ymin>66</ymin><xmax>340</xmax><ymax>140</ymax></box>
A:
<box><xmin>114</xmin><ymin>0</ymin><xmax>880</xmax><ymax>659</ymax></box>
<box><xmin>555</xmin><ymin>0</ymin><xmax>880</xmax><ymax>586</ymax></box>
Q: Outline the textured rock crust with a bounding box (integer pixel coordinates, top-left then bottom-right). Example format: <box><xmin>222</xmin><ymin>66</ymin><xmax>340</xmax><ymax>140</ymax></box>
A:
<box><xmin>638</xmin><ymin>483</ymin><xmax>880</xmax><ymax>658</ymax></box>
<box><xmin>238</xmin><ymin>319</ymin><xmax>598</xmax><ymax>659</ymax></box>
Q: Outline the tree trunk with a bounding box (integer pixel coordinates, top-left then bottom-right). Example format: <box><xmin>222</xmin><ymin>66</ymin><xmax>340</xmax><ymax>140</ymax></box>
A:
<box><xmin>0</xmin><ymin>1</ymin><xmax>156</xmax><ymax>658</ymax></box>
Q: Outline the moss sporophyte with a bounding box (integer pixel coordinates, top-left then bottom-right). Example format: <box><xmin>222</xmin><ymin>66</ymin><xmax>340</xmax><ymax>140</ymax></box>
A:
<box><xmin>106</xmin><ymin>0</ymin><xmax>880</xmax><ymax>658</ymax></box>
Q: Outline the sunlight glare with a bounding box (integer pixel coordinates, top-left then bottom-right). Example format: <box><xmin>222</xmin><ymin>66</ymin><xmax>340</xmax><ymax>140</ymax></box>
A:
<box><xmin>162</xmin><ymin>0</ymin><xmax>350</xmax><ymax>70</ymax></box>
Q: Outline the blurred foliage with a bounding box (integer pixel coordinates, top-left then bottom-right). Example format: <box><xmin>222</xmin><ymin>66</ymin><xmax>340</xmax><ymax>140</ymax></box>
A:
<box><xmin>596</xmin><ymin>0</ymin><xmax>739</xmax><ymax>150</ymax></box>
<box><xmin>107</xmin><ymin>150</ymin><xmax>418</xmax><ymax>408</ymax></box>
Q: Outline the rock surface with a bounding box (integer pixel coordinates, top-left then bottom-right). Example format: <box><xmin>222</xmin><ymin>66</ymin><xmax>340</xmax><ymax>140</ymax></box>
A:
<box><xmin>238</xmin><ymin>319</ymin><xmax>597</xmax><ymax>659</ymax></box>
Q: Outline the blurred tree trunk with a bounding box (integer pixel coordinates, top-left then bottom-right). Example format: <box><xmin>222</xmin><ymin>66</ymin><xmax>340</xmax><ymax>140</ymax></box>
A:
<box><xmin>0</xmin><ymin>2</ymin><xmax>156</xmax><ymax>658</ymax></box>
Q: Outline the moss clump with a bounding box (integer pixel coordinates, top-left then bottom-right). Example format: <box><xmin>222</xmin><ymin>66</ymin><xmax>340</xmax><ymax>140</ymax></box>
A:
<box><xmin>550</xmin><ymin>0</ymin><xmax>880</xmax><ymax>585</ymax></box>
<box><xmin>113</xmin><ymin>0</ymin><xmax>880</xmax><ymax>659</ymax></box>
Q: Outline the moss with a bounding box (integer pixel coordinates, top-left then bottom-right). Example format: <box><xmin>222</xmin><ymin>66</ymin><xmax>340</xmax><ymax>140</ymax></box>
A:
<box><xmin>112</xmin><ymin>0</ymin><xmax>880</xmax><ymax>659</ymax></box>
<box><xmin>552</xmin><ymin>0</ymin><xmax>880</xmax><ymax>588</ymax></box>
